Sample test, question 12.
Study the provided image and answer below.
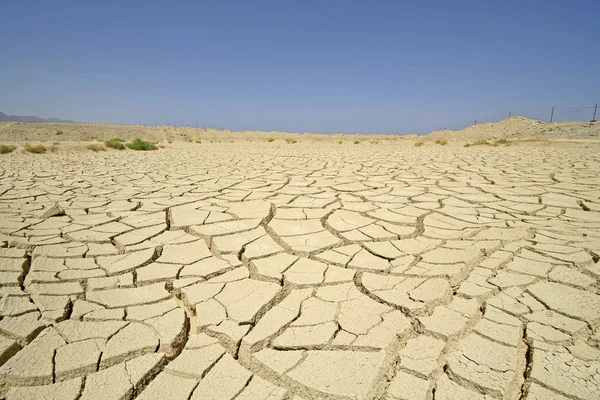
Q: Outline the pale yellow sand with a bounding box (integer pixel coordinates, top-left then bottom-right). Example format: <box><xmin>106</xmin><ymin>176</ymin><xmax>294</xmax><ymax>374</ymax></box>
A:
<box><xmin>1</xmin><ymin>116</ymin><xmax>599</xmax><ymax>144</ymax></box>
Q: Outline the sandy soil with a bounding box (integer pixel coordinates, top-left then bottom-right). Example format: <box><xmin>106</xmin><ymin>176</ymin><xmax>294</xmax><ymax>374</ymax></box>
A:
<box><xmin>0</xmin><ymin>138</ymin><xmax>599</xmax><ymax>399</ymax></box>
<box><xmin>429</xmin><ymin>116</ymin><xmax>600</xmax><ymax>142</ymax></box>
<box><xmin>1</xmin><ymin>116</ymin><xmax>599</xmax><ymax>145</ymax></box>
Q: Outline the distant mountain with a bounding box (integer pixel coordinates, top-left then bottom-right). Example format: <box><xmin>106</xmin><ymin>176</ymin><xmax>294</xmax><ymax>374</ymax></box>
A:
<box><xmin>0</xmin><ymin>111</ymin><xmax>73</xmax><ymax>123</ymax></box>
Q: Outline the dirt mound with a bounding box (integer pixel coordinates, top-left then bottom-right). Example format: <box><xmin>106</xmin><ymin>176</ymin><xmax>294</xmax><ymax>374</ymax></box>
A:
<box><xmin>427</xmin><ymin>117</ymin><xmax>600</xmax><ymax>142</ymax></box>
<box><xmin>0</xmin><ymin>122</ymin><xmax>394</xmax><ymax>143</ymax></box>
<box><xmin>1</xmin><ymin>117</ymin><xmax>598</xmax><ymax>144</ymax></box>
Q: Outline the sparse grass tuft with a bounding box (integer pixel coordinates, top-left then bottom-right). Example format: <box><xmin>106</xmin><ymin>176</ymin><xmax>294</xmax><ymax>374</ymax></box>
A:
<box><xmin>53</xmin><ymin>142</ymin><xmax>60</xmax><ymax>145</ymax></box>
<box><xmin>464</xmin><ymin>143</ymin><xmax>471</xmax><ymax>147</ymax></box>
<box><xmin>414</xmin><ymin>141</ymin><xmax>424</xmax><ymax>147</ymax></box>
<box><xmin>87</xmin><ymin>144</ymin><xmax>106</xmax><ymax>152</ymax></box>
<box><xmin>24</xmin><ymin>143</ymin><xmax>47</xmax><ymax>153</ymax></box>
<box><xmin>354</xmin><ymin>140</ymin><xmax>360</xmax><ymax>144</ymax></box>
<box><xmin>195</xmin><ymin>140</ymin><xmax>202</xmax><ymax>143</ymax></box>
<box><xmin>126</xmin><ymin>138</ymin><xmax>158</xmax><ymax>151</ymax></box>
<box><xmin>56</xmin><ymin>130</ymin><xmax>64</xmax><ymax>135</ymax></box>
<box><xmin>0</xmin><ymin>145</ymin><xmax>17</xmax><ymax>154</ymax></box>
<box><xmin>471</xmin><ymin>139</ymin><xmax>490</xmax><ymax>146</ymax></box>
<box><xmin>338</xmin><ymin>140</ymin><xmax>342</xmax><ymax>144</ymax></box>
<box><xmin>267</xmin><ymin>138</ymin><xmax>275</xmax><ymax>142</ymax></box>
<box><xmin>105</xmin><ymin>138</ymin><xmax>126</xmax><ymax>150</ymax></box>
<box><xmin>436</xmin><ymin>139</ymin><xmax>448</xmax><ymax>145</ymax></box>
<box><xmin>496</xmin><ymin>139</ymin><xmax>509</xmax><ymax>144</ymax></box>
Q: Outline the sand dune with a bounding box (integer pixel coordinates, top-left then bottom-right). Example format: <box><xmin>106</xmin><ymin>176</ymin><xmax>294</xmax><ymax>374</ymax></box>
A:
<box><xmin>1</xmin><ymin>117</ymin><xmax>598</xmax><ymax>144</ymax></box>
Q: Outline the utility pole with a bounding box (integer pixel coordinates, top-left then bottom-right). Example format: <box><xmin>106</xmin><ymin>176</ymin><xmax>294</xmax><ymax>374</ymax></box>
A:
<box><xmin>508</xmin><ymin>112</ymin><xmax>511</xmax><ymax>118</ymax></box>
<box><xmin>550</xmin><ymin>106</ymin><xmax>555</xmax><ymax>123</ymax></box>
<box><xmin>592</xmin><ymin>104</ymin><xmax>598</xmax><ymax>122</ymax></box>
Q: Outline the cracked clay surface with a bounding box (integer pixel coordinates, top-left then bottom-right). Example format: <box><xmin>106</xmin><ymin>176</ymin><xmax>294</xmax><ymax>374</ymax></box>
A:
<box><xmin>0</xmin><ymin>143</ymin><xmax>599</xmax><ymax>399</ymax></box>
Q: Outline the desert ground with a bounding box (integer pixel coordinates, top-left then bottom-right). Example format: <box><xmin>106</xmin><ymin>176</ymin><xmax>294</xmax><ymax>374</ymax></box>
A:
<box><xmin>0</xmin><ymin>119</ymin><xmax>600</xmax><ymax>399</ymax></box>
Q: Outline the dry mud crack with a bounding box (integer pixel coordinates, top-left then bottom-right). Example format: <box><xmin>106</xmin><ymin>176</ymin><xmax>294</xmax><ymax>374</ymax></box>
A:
<box><xmin>0</xmin><ymin>143</ymin><xmax>600</xmax><ymax>399</ymax></box>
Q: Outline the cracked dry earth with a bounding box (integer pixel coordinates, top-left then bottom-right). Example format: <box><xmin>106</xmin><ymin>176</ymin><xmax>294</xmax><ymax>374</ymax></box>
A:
<box><xmin>0</xmin><ymin>143</ymin><xmax>600</xmax><ymax>400</ymax></box>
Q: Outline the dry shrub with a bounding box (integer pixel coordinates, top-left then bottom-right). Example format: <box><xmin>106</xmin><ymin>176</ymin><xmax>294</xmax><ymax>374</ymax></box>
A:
<box><xmin>24</xmin><ymin>143</ymin><xmax>47</xmax><ymax>153</ymax></box>
<box><xmin>87</xmin><ymin>144</ymin><xmax>106</xmax><ymax>152</ymax></box>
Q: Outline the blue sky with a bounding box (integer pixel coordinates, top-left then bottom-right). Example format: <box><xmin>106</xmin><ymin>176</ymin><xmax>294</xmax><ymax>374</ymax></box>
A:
<box><xmin>1</xmin><ymin>1</ymin><xmax>599</xmax><ymax>134</ymax></box>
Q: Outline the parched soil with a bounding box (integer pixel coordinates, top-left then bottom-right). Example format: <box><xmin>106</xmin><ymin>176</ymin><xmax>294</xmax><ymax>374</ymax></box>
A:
<box><xmin>0</xmin><ymin>142</ymin><xmax>599</xmax><ymax>399</ymax></box>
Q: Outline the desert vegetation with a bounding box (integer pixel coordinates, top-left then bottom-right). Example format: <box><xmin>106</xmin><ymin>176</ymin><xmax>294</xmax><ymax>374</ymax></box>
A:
<box><xmin>105</xmin><ymin>138</ymin><xmax>126</xmax><ymax>150</ymax></box>
<box><xmin>87</xmin><ymin>144</ymin><xmax>106</xmax><ymax>152</ymax></box>
<box><xmin>0</xmin><ymin>144</ymin><xmax>17</xmax><ymax>154</ymax></box>
<box><xmin>23</xmin><ymin>143</ymin><xmax>47</xmax><ymax>153</ymax></box>
<box><xmin>126</xmin><ymin>138</ymin><xmax>158</xmax><ymax>151</ymax></box>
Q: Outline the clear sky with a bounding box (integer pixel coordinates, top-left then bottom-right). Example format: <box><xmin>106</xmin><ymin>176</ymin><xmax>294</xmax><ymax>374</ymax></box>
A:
<box><xmin>1</xmin><ymin>0</ymin><xmax>599</xmax><ymax>134</ymax></box>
